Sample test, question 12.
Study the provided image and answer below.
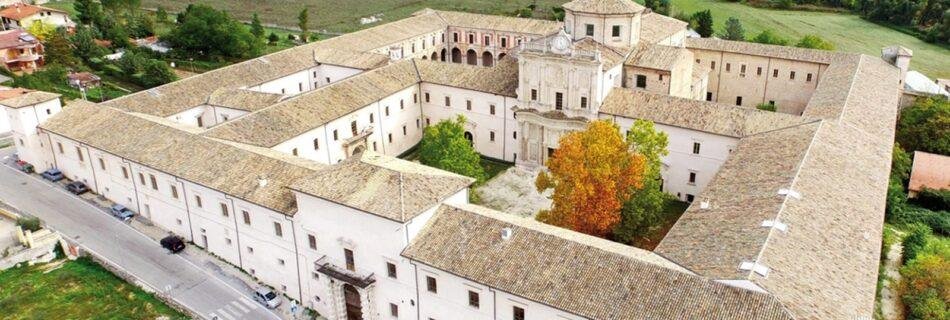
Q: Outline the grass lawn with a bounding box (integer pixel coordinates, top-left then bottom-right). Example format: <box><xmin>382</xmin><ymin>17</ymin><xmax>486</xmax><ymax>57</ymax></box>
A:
<box><xmin>138</xmin><ymin>0</ymin><xmax>949</xmax><ymax>78</ymax></box>
<box><xmin>0</xmin><ymin>257</ymin><xmax>187</xmax><ymax>320</ymax></box>
<box><xmin>629</xmin><ymin>199</ymin><xmax>690</xmax><ymax>250</ymax></box>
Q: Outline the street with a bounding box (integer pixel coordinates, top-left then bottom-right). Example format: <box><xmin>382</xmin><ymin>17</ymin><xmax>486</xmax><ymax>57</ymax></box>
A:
<box><xmin>0</xmin><ymin>147</ymin><xmax>282</xmax><ymax>320</ymax></box>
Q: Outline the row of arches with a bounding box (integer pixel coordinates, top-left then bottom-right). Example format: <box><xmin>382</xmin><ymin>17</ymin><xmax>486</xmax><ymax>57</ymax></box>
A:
<box><xmin>419</xmin><ymin>48</ymin><xmax>507</xmax><ymax>67</ymax></box>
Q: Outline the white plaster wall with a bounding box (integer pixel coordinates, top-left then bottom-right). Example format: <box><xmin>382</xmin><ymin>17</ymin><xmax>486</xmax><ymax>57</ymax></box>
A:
<box><xmin>19</xmin><ymin>11</ymin><xmax>73</xmax><ymax>29</ymax></box>
<box><xmin>420</xmin><ymin>83</ymin><xmax>512</xmax><ymax>161</ymax></box>
<box><xmin>312</xmin><ymin>64</ymin><xmax>364</xmax><ymax>88</ymax></box>
<box><xmin>213</xmin><ymin>106</ymin><xmax>250</xmax><ymax>124</ymax></box>
<box><xmin>565</xmin><ymin>11</ymin><xmax>640</xmax><ymax>47</ymax></box>
<box><xmin>6</xmin><ymin>99</ymin><xmax>61</xmax><ymax>171</ymax></box>
<box><xmin>249</xmin><ymin>70</ymin><xmax>313</xmax><ymax>96</ymax></box>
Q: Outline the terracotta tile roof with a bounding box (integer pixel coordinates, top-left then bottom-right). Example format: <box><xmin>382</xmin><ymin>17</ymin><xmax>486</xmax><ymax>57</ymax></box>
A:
<box><xmin>206</xmin><ymin>88</ymin><xmax>285</xmax><ymax>112</ymax></box>
<box><xmin>429</xmin><ymin>9</ymin><xmax>563</xmax><ymax>35</ymax></box>
<box><xmin>640</xmin><ymin>12</ymin><xmax>688</xmax><ymax>44</ymax></box>
<box><xmin>0</xmin><ymin>29</ymin><xmax>38</xmax><ymax>49</ymax></box>
<box><xmin>290</xmin><ymin>152</ymin><xmax>474</xmax><ymax>222</ymax></box>
<box><xmin>686</xmin><ymin>38</ymin><xmax>850</xmax><ymax>64</ymax></box>
<box><xmin>203</xmin><ymin>60</ymin><xmax>421</xmax><ymax>147</ymax></box>
<box><xmin>39</xmin><ymin>103</ymin><xmax>320</xmax><ymax>215</ymax></box>
<box><xmin>908</xmin><ymin>151</ymin><xmax>950</xmax><ymax>193</ymax></box>
<box><xmin>0</xmin><ymin>90</ymin><xmax>60</xmax><ymax>108</ymax></box>
<box><xmin>562</xmin><ymin>0</ymin><xmax>646</xmax><ymax>15</ymax></box>
<box><xmin>625</xmin><ymin>42</ymin><xmax>692</xmax><ymax>71</ymax></box>
<box><xmin>599</xmin><ymin>89</ymin><xmax>813</xmax><ymax>137</ymax></box>
<box><xmin>0</xmin><ymin>4</ymin><xmax>66</xmax><ymax>21</ymax></box>
<box><xmin>655</xmin><ymin>52</ymin><xmax>901</xmax><ymax>320</ymax></box>
<box><xmin>403</xmin><ymin>203</ymin><xmax>793</xmax><ymax>320</ymax></box>
<box><xmin>415</xmin><ymin>57</ymin><xmax>519</xmax><ymax>96</ymax></box>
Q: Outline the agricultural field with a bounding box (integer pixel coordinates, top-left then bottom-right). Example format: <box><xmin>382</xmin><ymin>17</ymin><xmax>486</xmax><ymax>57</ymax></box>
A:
<box><xmin>0</xmin><ymin>258</ymin><xmax>187</xmax><ymax>320</ymax></box>
<box><xmin>138</xmin><ymin>0</ymin><xmax>949</xmax><ymax>78</ymax></box>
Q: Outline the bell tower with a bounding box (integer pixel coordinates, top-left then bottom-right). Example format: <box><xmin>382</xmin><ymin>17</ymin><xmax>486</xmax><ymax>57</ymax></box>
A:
<box><xmin>562</xmin><ymin>0</ymin><xmax>645</xmax><ymax>47</ymax></box>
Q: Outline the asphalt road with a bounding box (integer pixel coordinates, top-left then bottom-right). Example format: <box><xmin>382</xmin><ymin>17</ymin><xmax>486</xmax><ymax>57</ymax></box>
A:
<box><xmin>0</xmin><ymin>147</ymin><xmax>281</xmax><ymax>320</ymax></box>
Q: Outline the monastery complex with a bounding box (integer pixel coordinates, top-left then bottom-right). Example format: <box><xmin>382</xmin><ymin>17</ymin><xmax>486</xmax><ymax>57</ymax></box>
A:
<box><xmin>3</xmin><ymin>0</ymin><xmax>909</xmax><ymax>319</ymax></box>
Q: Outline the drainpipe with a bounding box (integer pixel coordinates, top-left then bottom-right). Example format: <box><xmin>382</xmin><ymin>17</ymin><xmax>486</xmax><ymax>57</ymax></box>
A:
<box><xmin>226</xmin><ymin>196</ymin><xmax>244</xmax><ymax>269</ymax></box>
<box><xmin>287</xmin><ymin>215</ymin><xmax>304</xmax><ymax>303</ymax></box>
<box><xmin>124</xmin><ymin>160</ymin><xmax>143</xmax><ymax>216</ymax></box>
<box><xmin>83</xmin><ymin>145</ymin><xmax>101</xmax><ymax>195</ymax></box>
<box><xmin>175</xmin><ymin>178</ymin><xmax>196</xmax><ymax>242</ymax></box>
<box><xmin>411</xmin><ymin>261</ymin><xmax>421</xmax><ymax>320</ymax></box>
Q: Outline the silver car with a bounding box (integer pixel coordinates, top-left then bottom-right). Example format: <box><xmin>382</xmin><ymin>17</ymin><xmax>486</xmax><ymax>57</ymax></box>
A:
<box><xmin>253</xmin><ymin>287</ymin><xmax>281</xmax><ymax>309</ymax></box>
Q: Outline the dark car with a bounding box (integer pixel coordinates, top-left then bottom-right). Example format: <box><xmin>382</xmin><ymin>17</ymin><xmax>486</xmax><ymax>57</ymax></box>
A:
<box><xmin>41</xmin><ymin>168</ymin><xmax>64</xmax><ymax>182</ymax></box>
<box><xmin>110</xmin><ymin>204</ymin><xmax>135</xmax><ymax>221</ymax></box>
<box><xmin>14</xmin><ymin>160</ymin><xmax>33</xmax><ymax>173</ymax></box>
<box><xmin>65</xmin><ymin>181</ymin><xmax>89</xmax><ymax>195</ymax></box>
<box><xmin>160</xmin><ymin>235</ymin><xmax>186</xmax><ymax>253</ymax></box>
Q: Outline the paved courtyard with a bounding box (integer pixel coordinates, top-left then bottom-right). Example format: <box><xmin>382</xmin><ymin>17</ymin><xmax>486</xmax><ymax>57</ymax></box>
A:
<box><xmin>473</xmin><ymin>166</ymin><xmax>552</xmax><ymax>218</ymax></box>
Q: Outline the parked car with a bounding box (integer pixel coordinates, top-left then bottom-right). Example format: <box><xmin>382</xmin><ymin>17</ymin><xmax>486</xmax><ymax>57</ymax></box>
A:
<box><xmin>65</xmin><ymin>181</ymin><xmax>89</xmax><ymax>195</ymax></box>
<box><xmin>160</xmin><ymin>235</ymin><xmax>185</xmax><ymax>253</ymax></box>
<box><xmin>253</xmin><ymin>287</ymin><xmax>282</xmax><ymax>309</ymax></box>
<box><xmin>41</xmin><ymin>168</ymin><xmax>64</xmax><ymax>182</ymax></box>
<box><xmin>110</xmin><ymin>204</ymin><xmax>134</xmax><ymax>221</ymax></box>
<box><xmin>14</xmin><ymin>160</ymin><xmax>33</xmax><ymax>173</ymax></box>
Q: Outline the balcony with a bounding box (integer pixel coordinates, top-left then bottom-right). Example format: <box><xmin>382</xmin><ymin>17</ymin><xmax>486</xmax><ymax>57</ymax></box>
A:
<box><xmin>314</xmin><ymin>255</ymin><xmax>376</xmax><ymax>288</ymax></box>
<box><xmin>4</xmin><ymin>54</ymin><xmax>40</xmax><ymax>63</ymax></box>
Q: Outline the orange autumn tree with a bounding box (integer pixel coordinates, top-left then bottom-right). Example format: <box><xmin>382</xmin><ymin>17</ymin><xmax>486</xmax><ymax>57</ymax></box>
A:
<box><xmin>535</xmin><ymin>120</ymin><xmax>646</xmax><ymax>237</ymax></box>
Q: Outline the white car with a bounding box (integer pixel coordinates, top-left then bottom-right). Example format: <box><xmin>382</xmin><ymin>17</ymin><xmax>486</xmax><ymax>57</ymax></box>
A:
<box><xmin>253</xmin><ymin>288</ymin><xmax>281</xmax><ymax>309</ymax></box>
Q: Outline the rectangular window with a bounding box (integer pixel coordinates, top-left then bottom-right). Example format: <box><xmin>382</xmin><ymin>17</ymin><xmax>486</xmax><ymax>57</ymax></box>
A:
<box><xmin>416</xmin><ymin>119</ymin><xmax>420</xmax><ymax>128</ymax></box>
<box><xmin>773</xmin><ymin>69</ymin><xmax>779</xmax><ymax>77</ymax></box>
<box><xmin>468</xmin><ymin>291</ymin><xmax>480</xmax><ymax>308</ymax></box>
<box><xmin>149</xmin><ymin>174</ymin><xmax>157</xmax><ymax>190</ymax></box>
<box><xmin>466</xmin><ymin>100</ymin><xmax>472</xmax><ymax>111</ymax></box>
<box><xmin>170</xmin><ymin>185</ymin><xmax>178</xmax><ymax>199</ymax></box>
<box><xmin>76</xmin><ymin>147</ymin><xmax>84</xmax><ymax>162</ymax></box>
<box><xmin>444</xmin><ymin>96</ymin><xmax>451</xmax><ymax>107</ymax></box>
<box><xmin>790</xmin><ymin>71</ymin><xmax>796</xmax><ymax>80</ymax></box>
<box><xmin>706</xmin><ymin>92</ymin><xmax>713</xmax><ymax>101</ymax></box>
<box><xmin>468</xmin><ymin>34</ymin><xmax>474</xmax><ymax>44</ymax></box>
<box><xmin>308</xmin><ymin>234</ymin><xmax>316</xmax><ymax>250</ymax></box>
<box><xmin>483</xmin><ymin>35</ymin><xmax>490</xmax><ymax>46</ymax></box>
<box><xmin>426</xmin><ymin>276</ymin><xmax>437</xmax><ymax>293</ymax></box>
<box><xmin>453</xmin><ymin>33</ymin><xmax>459</xmax><ymax>42</ymax></box>
<box><xmin>99</xmin><ymin>158</ymin><xmax>106</xmax><ymax>170</ymax></box>
<box><xmin>388</xmin><ymin>133</ymin><xmax>393</xmax><ymax>143</ymax></box>
<box><xmin>195</xmin><ymin>195</ymin><xmax>202</xmax><ymax>208</ymax></box>
<box><xmin>555</xmin><ymin>92</ymin><xmax>563</xmax><ymax>110</ymax></box>
<box><xmin>530</xmin><ymin>89</ymin><xmax>537</xmax><ymax>101</ymax></box>
<box><xmin>580</xmin><ymin>97</ymin><xmax>588</xmax><ymax>108</ymax></box>
<box><xmin>243</xmin><ymin>211</ymin><xmax>251</xmax><ymax>225</ymax></box>
<box><xmin>490</xmin><ymin>104</ymin><xmax>496</xmax><ymax>115</ymax></box>
<box><xmin>122</xmin><ymin>167</ymin><xmax>129</xmax><ymax>179</ymax></box>
<box><xmin>298</xmin><ymin>83</ymin><xmax>303</xmax><ymax>92</ymax></box>
<box><xmin>413</xmin><ymin>94</ymin><xmax>418</xmax><ymax>103</ymax></box>
<box><xmin>220</xmin><ymin>203</ymin><xmax>229</xmax><ymax>217</ymax></box>
<box><xmin>333</xmin><ymin>130</ymin><xmax>339</xmax><ymax>141</ymax></box>
<box><xmin>325</xmin><ymin>77</ymin><xmax>330</xmax><ymax>83</ymax></box>
<box><xmin>806</xmin><ymin>73</ymin><xmax>813</xmax><ymax>82</ymax></box>
<box><xmin>313</xmin><ymin>138</ymin><xmax>320</xmax><ymax>150</ymax></box>
<box><xmin>390</xmin><ymin>303</ymin><xmax>398</xmax><ymax>317</ymax></box>
<box><xmin>424</xmin><ymin>92</ymin><xmax>430</xmax><ymax>102</ymax></box>
<box><xmin>736</xmin><ymin>96</ymin><xmax>743</xmax><ymax>106</ymax></box>
<box><xmin>387</xmin><ymin>262</ymin><xmax>397</xmax><ymax>278</ymax></box>
<box><xmin>274</xmin><ymin>222</ymin><xmax>282</xmax><ymax>237</ymax></box>
<box><xmin>612</xmin><ymin>25</ymin><xmax>621</xmax><ymax>37</ymax></box>
<box><xmin>757</xmin><ymin>67</ymin><xmax>762</xmax><ymax>76</ymax></box>
<box><xmin>501</xmin><ymin>37</ymin><xmax>507</xmax><ymax>48</ymax></box>
<box><xmin>57</xmin><ymin>142</ymin><xmax>63</xmax><ymax>154</ymax></box>
<box><xmin>344</xmin><ymin>249</ymin><xmax>355</xmax><ymax>271</ymax></box>
<box><xmin>513</xmin><ymin>306</ymin><xmax>525</xmax><ymax>320</ymax></box>
<box><xmin>740</xmin><ymin>64</ymin><xmax>746</xmax><ymax>74</ymax></box>
<box><xmin>400</xmin><ymin>99</ymin><xmax>404</xmax><ymax>109</ymax></box>
<box><xmin>689</xmin><ymin>172</ymin><xmax>697</xmax><ymax>184</ymax></box>
<box><xmin>585</xmin><ymin>24</ymin><xmax>594</xmax><ymax>36</ymax></box>
<box><xmin>402</xmin><ymin>125</ymin><xmax>407</xmax><ymax>136</ymax></box>
<box><xmin>385</xmin><ymin>106</ymin><xmax>390</xmax><ymax>116</ymax></box>
<box><xmin>351</xmin><ymin>121</ymin><xmax>358</xmax><ymax>136</ymax></box>
<box><xmin>139</xmin><ymin>173</ymin><xmax>146</xmax><ymax>186</ymax></box>
<box><xmin>726</xmin><ymin>63</ymin><xmax>731</xmax><ymax>72</ymax></box>
<box><xmin>711</xmin><ymin>61</ymin><xmax>715</xmax><ymax>70</ymax></box>
<box><xmin>292</xmin><ymin>148</ymin><xmax>298</xmax><ymax>156</ymax></box>
<box><xmin>636</xmin><ymin>75</ymin><xmax>647</xmax><ymax>88</ymax></box>
<box><xmin>490</xmin><ymin>131</ymin><xmax>495</xmax><ymax>142</ymax></box>
<box><xmin>693</xmin><ymin>142</ymin><xmax>701</xmax><ymax>154</ymax></box>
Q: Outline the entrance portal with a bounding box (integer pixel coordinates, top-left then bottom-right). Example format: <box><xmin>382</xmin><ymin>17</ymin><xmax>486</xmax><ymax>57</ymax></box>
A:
<box><xmin>343</xmin><ymin>284</ymin><xmax>362</xmax><ymax>320</ymax></box>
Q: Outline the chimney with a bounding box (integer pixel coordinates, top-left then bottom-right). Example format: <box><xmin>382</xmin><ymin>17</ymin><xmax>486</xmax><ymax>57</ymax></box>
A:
<box><xmin>882</xmin><ymin>45</ymin><xmax>913</xmax><ymax>87</ymax></box>
<box><xmin>389</xmin><ymin>45</ymin><xmax>403</xmax><ymax>62</ymax></box>
<box><xmin>500</xmin><ymin>227</ymin><xmax>513</xmax><ymax>240</ymax></box>
<box><xmin>257</xmin><ymin>175</ymin><xmax>268</xmax><ymax>187</ymax></box>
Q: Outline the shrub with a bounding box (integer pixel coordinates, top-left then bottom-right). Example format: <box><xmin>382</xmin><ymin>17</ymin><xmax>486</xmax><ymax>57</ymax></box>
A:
<box><xmin>899</xmin><ymin>239</ymin><xmax>949</xmax><ymax>320</ymax></box>
<box><xmin>16</xmin><ymin>216</ymin><xmax>42</xmax><ymax>232</ymax></box>
<box><xmin>896</xmin><ymin>96</ymin><xmax>950</xmax><ymax>155</ymax></box>
<box><xmin>902</xmin><ymin>224</ymin><xmax>933</xmax><ymax>264</ymax></box>
<box><xmin>914</xmin><ymin>188</ymin><xmax>950</xmax><ymax>211</ymax></box>
<box><xmin>756</xmin><ymin>103</ymin><xmax>776</xmax><ymax>112</ymax></box>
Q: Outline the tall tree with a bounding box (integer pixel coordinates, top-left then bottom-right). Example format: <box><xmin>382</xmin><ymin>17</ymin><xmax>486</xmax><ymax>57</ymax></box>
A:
<box><xmin>298</xmin><ymin>8</ymin><xmax>310</xmax><ymax>42</ymax></box>
<box><xmin>74</xmin><ymin>0</ymin><xmax>103</xmax><ymax>26</ymax></box>
<box><xmin>44</xmin><ymin>29</ymin><xmax>80</xmax><ymax>67</ymax></box>
<box><xmin>535</xmin><ymin>120</ymin><xmax>646</xmax><ymax>237</ymax></box>
<box><xmin>795</xmin><ymin>34</ymin><xmax>836</xmax><ymax>50</ymax></box>
<box><xmin>251</xmin><ymin>13</ymin><xmax>265</xmax><ymax>39</ymax></box>
<box><xmin>156</xmin><ymin>7</ymin><xmax>169</xmax><ymax>23</ymax></box>
<box><xmin>419</xmin><ymin>116</ymin><xmax>486</xmax><ymax>183</ymax></box>
<box><xmin>166</xmin><ymin>4</ymin><xmax>263</xmax><ymax>58</ymax></box>
<box><xmin>720</xmin><ymin>17</ymin><xmax>746</xmax><ymax>40</ymax></box>
<box><xmin>614</xmin><ymin>120</ymin><xmax>671</xmax><ymax>243</ymax></box>
<box><xmin>26</xmin><ymin>21</ymin><xmax>55</xmax><ymax>41</ymax></box>
<box><xmin>896</xmin><ymin>96</ymin><xmax>950</xmax><ymax>155</ymax></box>
<box><xmin>693</xmin><ymin>10</ymin><xmax>714</xmax><ymax>37</ymax></box>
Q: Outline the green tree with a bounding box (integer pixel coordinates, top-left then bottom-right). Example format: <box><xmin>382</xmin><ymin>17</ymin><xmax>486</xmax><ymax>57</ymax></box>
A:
<box><xmin>74</xmin><ymin>0</ymin><xmax>103</xmax><ymax>26</ymax></box>
<box><xmin>896</xmin><ymin>96</ymin><xmax>950</xmax><ymax>155</ymax></box>
<box><xmin>70</xmin><ymin>27</ymin><xmax>109</xmax><ymax>62</ymax></box>
<box><xmin>156</xmin><ymin>6</ymin><xmax>168</xmax><ymax>23</ymax></box>
<box><xmin>298</xmin><ymin>8</ymin><xmax>309</xmax><ymax>42</ymax></box>
<box><xmin>795</xmin><ymin>34</ymin><xmax>835</xmax><ymax>50</ymax></box>
<box><xmin>892</xmin><ymin>143</ymin><xmax>913</xmax><ymax>182</ymax></box>
<box><xmin>251</xmin><ymin>13</ymin><xmax>265</xmax><ymax>39</ymax></box>
<box><xmin>26</xmin><ymin>20</ymin><xmax>55</xmax><ymax>41</ymax></box>
<box><xmin>903</xmin><ymin>224</ymin><xmax>934</xmax><ymax>264</ymax></box>
<box><xmin>693</xmin><ymin>10</ymin><xmax>714</xmax><ymax>37</ymax></box>
<box><xmin>720</xmin><ymin>17</ymin><xmax>745</xmax><ymax>41</ymax></box>
<box><xmin>268</xmin><ymin>32</ymin><xmax>280</xmax><ymax>44</ymax></box>
<box><xmin>44</xmin><ymin>29</ymin><xmax>80</xmax><ymax>67</ymax></box>
<box><xmin>166</xmin><ymin>4</ymin><xmax>262</xmax><ymax>58</ymax></box>
<box><xmin>751</xmin><ymin>29</ymin><xmax>789</xmax><ymax>45</ymax></box>
<box><xmin>419</xmin><ymin>116</ymin><xmax>486</xmax><ymax>183</ymax></box>
<box><xmin>614</xmin><ymin>120</ymin><xmax>671</xmax><ymax>243</ymax></box>
<box><xmin>141</xmin><ymin>59</ymin><xmax>177</xmax><ymax>88</ymax></box>
<box><xmin>899</xmin><ymin>237</ymin><xmax>949</xmax><ymax>320</ymax></box>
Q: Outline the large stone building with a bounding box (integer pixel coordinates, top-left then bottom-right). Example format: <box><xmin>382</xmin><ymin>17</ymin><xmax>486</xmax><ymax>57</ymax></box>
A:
<box><xmin>6</xmin><ymin>1</ymin><xmax>906</xmax><ymax>319</ymax></box>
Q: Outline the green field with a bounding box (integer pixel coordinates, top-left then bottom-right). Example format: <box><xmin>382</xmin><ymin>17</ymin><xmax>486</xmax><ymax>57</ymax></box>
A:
<box><xmin>0</xmin><ymin>258</ymin><xmax>187</xmax><ymax>319</ymax></box>
<box><xmin>138</xmin><ymin>0</ymin><xmax>948</xmax><ymax>78</ymax></box>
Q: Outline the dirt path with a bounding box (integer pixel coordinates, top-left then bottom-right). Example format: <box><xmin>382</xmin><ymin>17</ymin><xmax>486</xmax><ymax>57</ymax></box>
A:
<box><xmin>880</xmin><ymin>232</ymin><xmax>905</xmax><ymax>320</ymax></box>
